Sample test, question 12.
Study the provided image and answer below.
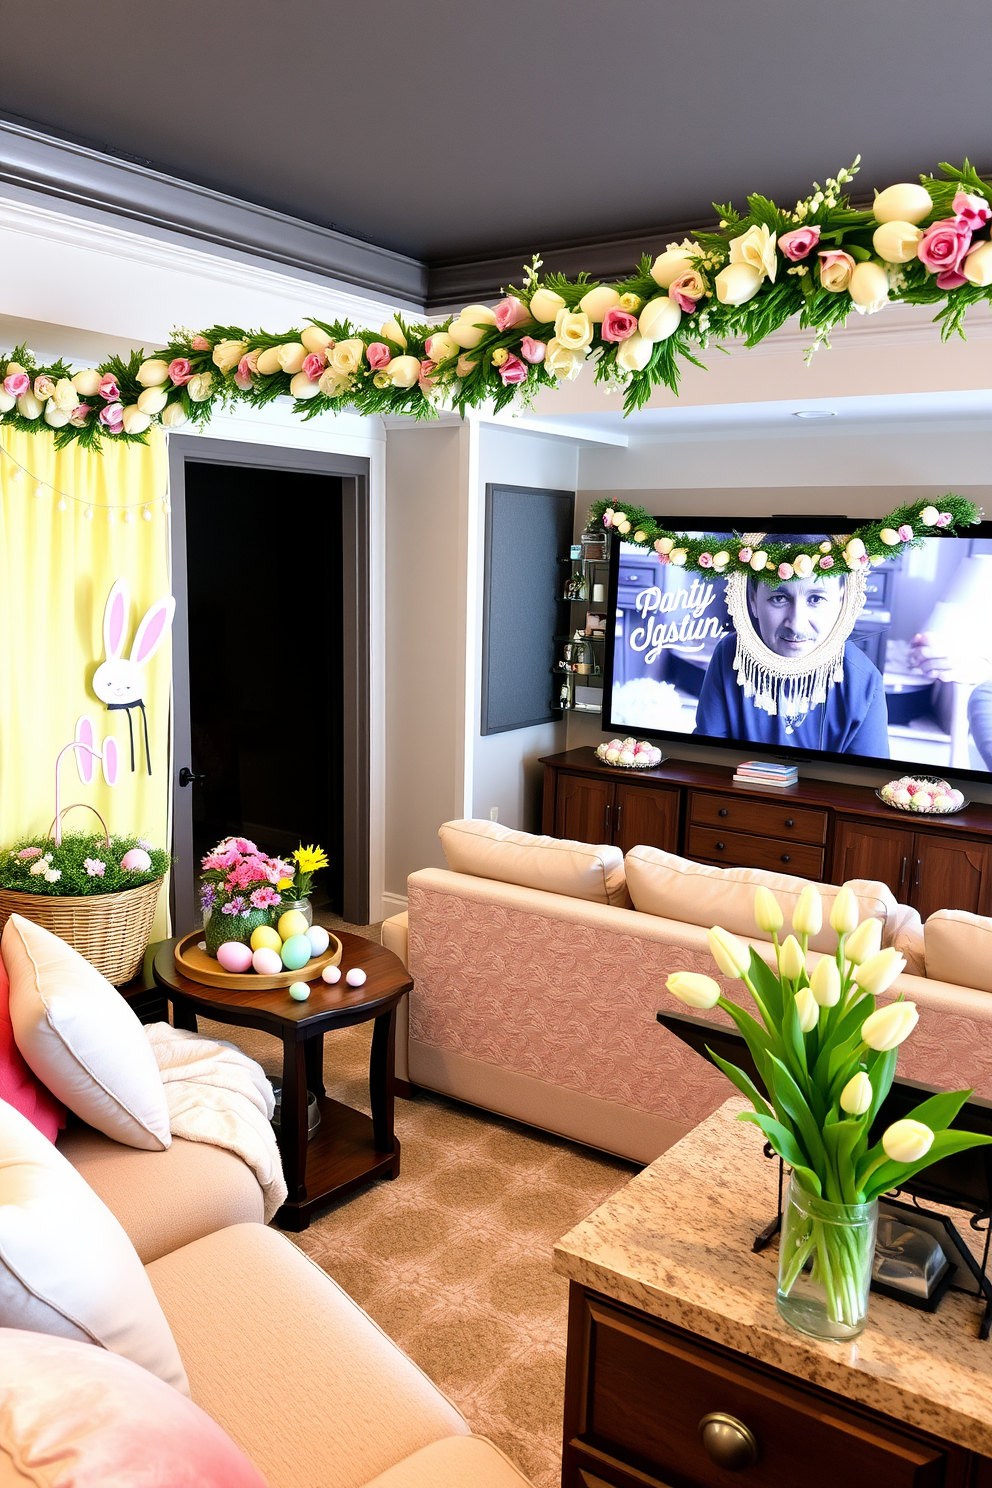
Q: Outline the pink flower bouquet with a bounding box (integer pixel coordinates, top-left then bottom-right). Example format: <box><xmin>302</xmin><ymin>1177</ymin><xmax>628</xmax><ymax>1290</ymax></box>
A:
<box><xmin>199</xmin><ymin>837</ymin><xmax>293</xmax><ymax>956</ymax></box>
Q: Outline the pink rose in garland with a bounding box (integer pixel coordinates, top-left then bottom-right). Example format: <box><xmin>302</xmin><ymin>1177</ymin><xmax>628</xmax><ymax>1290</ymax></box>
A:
<box><xmin>366</xmin><ymin>343</ymin><xmax>392</xmax><ymax>370</ymax></box>
<box><xmin>418</xmin><ymin>359</ymin><xmax>436</xmax><ymax>390</ymax></box>
<box><xmin>498</xmin><ymin>353</ymin><xmax>528</xmax><ymax>386</ymax></box>
<box><xmin>234</xmin><ymin>352</ymin><xmax>257</xmax><ymax>391</ymax></box>
<box><xmin>493</xmin><ymin>296</ymin><xmax>531</xmax><ymax>331</ymax></box>
<box><xmin>779</xmin><ymin>225</ymin><xmax>821</xmax><ymax>261</ymax></box>
<box><xmin>3</xmin><ymin>372</ymin><xmax>29</xmax><ymax>398</ymax></box>
<box><xmin>668</xmin><ymin>270</ymin><xmax>706</xmax><ymax>313</ymax></box>
<box><xmin>98</xmin><ymin>375</ymin><xmax>120</xmax><ymax>401</ymax></box>
<box><xmin>302</xmin><ymin>351</ymin><xmax>326</xmax><ymax>380</ymax></box>
<box><xmin>99</xmin><ymin>402</ymin><xmax>124</xmax><ymax>430</ymax></box>
<box><xmin>601</xmin><ymin>307</ymin><xmax>639</xmax><ymax>342</ymax></box>
<box><xmin>190</xmin><ymin>334</ymin><xmax>212</xmax><ymax>352</ymax></box>
<box><xmin>520</xmin><ymin>337</ymin><xmax>546</xmax><ymax>364</ymax></box>
<box><xmin>917</xmin><ymin>219</ymin><xmax>973</xmax><ymax>290</ymax></box>
<box><xmin>953</xmin><ymin>190</ymin><xmax>991</xmax><ymax>231</ymax></box>
<box><xmin>168</xmin><ymin>358</ymin><xmax>192</xmax><ymax>386</ymax></box>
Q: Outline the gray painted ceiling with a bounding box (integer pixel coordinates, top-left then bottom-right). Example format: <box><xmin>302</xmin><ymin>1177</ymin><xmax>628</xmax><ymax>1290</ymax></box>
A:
<box><xmin>2</xmin><ymin>0</ymin><xmax>990</xmax><ymax>266</ymax></box>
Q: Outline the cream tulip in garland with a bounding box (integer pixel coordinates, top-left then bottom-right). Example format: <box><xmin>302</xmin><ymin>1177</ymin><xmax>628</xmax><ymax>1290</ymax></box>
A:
<box><xmin>2</xmin><ymin>158</ymin><xmax>992</xmax><ymax>448</ymax></box>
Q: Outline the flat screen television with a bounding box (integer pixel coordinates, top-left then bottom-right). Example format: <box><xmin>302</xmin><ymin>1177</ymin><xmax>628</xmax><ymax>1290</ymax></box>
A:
<box><xmin>602</xmin><ymin>517</ymin><xmax>992</xmax><ymax>782</ymax></box>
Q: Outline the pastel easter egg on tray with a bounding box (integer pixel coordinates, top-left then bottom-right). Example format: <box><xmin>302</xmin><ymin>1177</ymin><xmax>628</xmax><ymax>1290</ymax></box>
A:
<box><xmin>278</xmin><ymin>910</ymin><xmax>309</xmax><ymax>942</ymax></box>
<box><xmin>288</xmin><ymin>981</ymin><xmax>311</xmax><ymax>1002</ymax></box>
<box><xmin>251</xmin><ymin>925</ymin><xmax>282</xmax><ymax>953</ymax></box>
<box><xmin>216</xmin><ymin>941</ymin><xmax>253</xmax><ymax>974</ymax></box>
<box><xmin>252</xmin><ymin>946</ymin><xmax>283</xmax><ymax>975</ymax></box>
<box><xmin>281</xmin><ymin>933</ymin><xmax>313</xmax><ymax>971</ymax></box>
<box><xmin>306</xmin><ymin>924</ymin><xmax>330</xmax><ymax>956</ymax></box>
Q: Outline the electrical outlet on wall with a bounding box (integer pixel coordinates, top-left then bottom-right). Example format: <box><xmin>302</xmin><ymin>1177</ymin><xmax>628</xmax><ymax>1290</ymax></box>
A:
<box><xmin>490</xmin><ymin>807</ymin><xmax>499</xmax><ymax>822</ymax></box>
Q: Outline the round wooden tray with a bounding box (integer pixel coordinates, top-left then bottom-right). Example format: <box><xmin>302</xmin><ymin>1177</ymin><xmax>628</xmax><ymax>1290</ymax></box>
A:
<box><xmin>173</xmin><ymin>930</ymin><xmax>343</xmax><ymax>990</ymax></box>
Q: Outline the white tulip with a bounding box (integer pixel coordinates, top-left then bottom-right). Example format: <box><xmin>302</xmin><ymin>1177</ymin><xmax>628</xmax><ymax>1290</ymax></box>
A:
<box><xmin>51</xmin><ymin>378</ymin><xmax>78</xmax><ymax>413</ymax></box>
<box><xmin>962</xmin><ymin>241</ymin><xmax>992</xmax><ymax>288</ymax></box>
<box><xmin>0</xmin><ymin>390</ymin><xmax>15</xmax><ymax>413</ymax></box>
<box><xmin>729</xmin><ymin>223</ymin><xmax>778</xmax><ymax>282</ymax></box>
<box><xmin>72</xmin><ymin>367</ymin><xmax>103</xmax><ymax>398</ymax></box>
<box><xmin>379</xmin><ymin>320</ymin><xmax>407</xmax><ymax>349</ymax></box>
<box><xmin>387</xmin><ymin>355</ymin><xmax>422</xmax><ymax>389</ymax></box>
<box><xmin>425</xmin><ymin>331</ymin><xmax>459</xmax><ymax>363</ymax></box>
<box><xmin>255</xmin><ymin>346</ymin><xmax>283</xmax><ymax>375</ymax></box>
<box><xmin>792</xmin><ymin>885</ymin><xmax>823</xmax><ymax>937</ymax></box>
<box><xmin>448</xmin><ymin>305</ymin><xmax>498</xmax><ymax>349</ymax></box>
<box><xmin>881</xmin><ymin>1118</ymin><xmax>934</xmax><ymax>1164</ymax></box>
<box><xmin>276</xmin><ymin>342</ymin><xmax>307</xmax><ymax>375</ymax></box>
<box><xmin>160</xmin><ymin>401</ymin><xmax>188</xmax><ymax>427</ymax></box>
<box><xmin>666</xmin><ymin>971</ymin><xmax>721</xmax><ymax>1009</ymax></box>
<box><xmin>528</xmin><ymin>288</ymin><xmax>567</xmax><ymax>323</ymax></box>
<box><xmin>861</xmin><ymin>998</ymin><xmax>918</xmax><ymax>1050</ymax></box>
<box><xmin>301</xmin><ymin>325</ymin><xmax>334</xmax><ymax>353</ymax></box>
<box><xmin>578</xmin><ymin>285</ymin><xmax>621</xmax><ymax>321</ymax></box>
<box><xmin>121</xmin><ymin>405</ymin><xmax>152</xmax><ymax>434</ymax></box>
<box><xmin>186</xmin><ymin>372</ymin><xmax>214</xmax><ymax>403</ymax></box>
<box><xmin>840</xmin><ymin>1072</ymin><xmax>873</xmax><ymax>1117</ymax></box>
<box><xmin>135</xmin><ymin>358</ymin><xmax>171</xmax><ymax>388</ymax></box>
<box><xmin>43</xmin><ymin>403</ymin><xmax>71</xmax><ymax>427</ymax></box>
<box><xmin>872</xmin><ymin>183</ymin><xmax>933</xmax><ymax>226</ymax></box>
<box><xmin>650</xmin><ymin>244</ymin><xmax>698</xmax><ymax>288</ymax></box>
<box><xmin>809</xmin><ymin>957</ymin><xmax>841</xmax><ymax>1008</ymax></box>
<box><xmin>844</xmin><ymin>917</ymin><xmax>883</xmax><ymax>965</ymax></box>
<box><xmin>715</xmin><ymin>263</ymin><xmax>763</xmax><ymax>306</ymax></box>
<box><xmin>794</xmin><ymin>986</ymin><xmax>819</xmax><ymax>1033</ymax></box>
<box><xmin>638</xmin><ymin>295</ymin><xmax>682</xmax><ymax>342</ymax></box>
<box><xmin>544</xmin><ymin>339</ymin><xmax>584</xmax><ymax>381</ymax></box>
<box><xmin>849</xmin><ymin>261</ymin><xmax>890</xmax><ymax>314</ymax></box>
<box><xmin>779</xmin><ymin>934</ymin><xmax>806</xmax><ymax>980</ymax></box>
<box><xmin>872</xmin><ymin>221</ymin><xmax>924</xmax><ymax>264</ymax></box>
<box><xmin>289</xmin><ymin>371</ymin><xmax>321</xmax><ymax>398</ymax></box>
<box><xmin>318</xmin><ymin>368</ymin><xmax>351</xmax><ymax>398</ymax></box>
<box><xmin>17</xmin><ymin>392</ymin><xmax>42</xmax><ymax>420</ymax></box>
<box><xmin>708</xmin><ymin>926</ymin><xmax>751</xmax><ymax>979</ymax></box>
<box><xmin>855</xmin><ymin>948</ymin><xmax>907</xmax><ymax>1000</ymax></box>
<box><xmin>212</xmin><ymin>339</ymin><xmax>247</xmax><ymax>375</ymax></box>
<box><xmin>615</xmin><ymin>332</ymin><xmax>653</xmax><ymax>372</ymax></box>
<box><xmin>830</xmin><ymin>884</ymin><xmax>860</xmax><ymax>935</ymax></box>
<box><xmin>137</xmin><ymin>386</ymin><xmax>169</xmax><ymax>415</ymax></box>
<box><xmin>754</xmin><ymin>886</ymin><xmax>784</xmax><ymax>934</ymax></box>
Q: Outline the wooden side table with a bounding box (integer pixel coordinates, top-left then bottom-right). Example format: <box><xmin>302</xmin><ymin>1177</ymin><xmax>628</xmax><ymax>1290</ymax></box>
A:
<box><xmin>153</xmin><ymin>931</ymin><xmax>411</xmax><ymax>1230</ymax></box>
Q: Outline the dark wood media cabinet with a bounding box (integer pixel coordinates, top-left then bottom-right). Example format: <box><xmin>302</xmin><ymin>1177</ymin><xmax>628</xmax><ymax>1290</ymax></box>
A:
<box><xmin>540</xmin><ymin>748</ymin><xmax>992</xmax><ymax>920</ymax></box>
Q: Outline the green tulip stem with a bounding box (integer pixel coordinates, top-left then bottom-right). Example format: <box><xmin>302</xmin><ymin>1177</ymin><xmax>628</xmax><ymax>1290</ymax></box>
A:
<box><xmin>740</xmin><ymin>971</ymin><xmax>771</xmax><ymax>1028</ymax></box>
<box><xmin>772</xmin><ymin>930</ymin><xmax>782</xmax><ymax>976</ymax></box>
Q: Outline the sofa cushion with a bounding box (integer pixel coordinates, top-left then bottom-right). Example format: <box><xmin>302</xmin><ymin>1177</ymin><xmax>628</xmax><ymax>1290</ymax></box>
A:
<box><xmin>0</xmin><ymin>1097</ymin><xmax>188</xmax><ymax>1394</ymax></box>
<box><xmin>625</xmin><ymin>847</ymin><xmax>898</xmax><ymax>954</ymax></box>
<box><xmin>147</xmin><ymin>1222</ymin><xmax>468</xmax><ymax>1488</ymax></box>
<box><xmin>382</xmin><ymin>910</ymin><xmax>409</xmax><ymax>970</ymax></box>
<box><xmin>0</xmin><ymin>941</ymin><xmax>65</xmax><ymax>1144</ymax></box>
<box><xmin>0</xmin><ymin>1328</ymin><xmax>266</xmax><ymax>1486</ymax></box>
<box><xmin>361</xmin><ymin>1436</ymin><xmax>533</xmax><ymax>1487</ymax></box>
<box><xmin>438</xmin><ymin>819</ymin><xmax>626</xmax><ymax>906</ymax></box>
<box><xmin>2</xmin><ymin>914</ymin><xmax>171</xmax><ymax>1151</ymax></box>
<box><xmin>57</xmin><ymin>1121</ymin><xmax>264</xmax><ymax>1263</ymax></box>
<box><xmin>925</xmin><ymin>909</ymin><xmax>992</xmax><ymax>993</ymax></box>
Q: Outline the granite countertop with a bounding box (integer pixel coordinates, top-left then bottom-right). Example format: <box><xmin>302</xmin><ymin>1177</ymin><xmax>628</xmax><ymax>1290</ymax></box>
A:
<box><xmin>553</xmin><ymin>1098</ymin><xmax>992</xmax><ymax>1456</ymax></box>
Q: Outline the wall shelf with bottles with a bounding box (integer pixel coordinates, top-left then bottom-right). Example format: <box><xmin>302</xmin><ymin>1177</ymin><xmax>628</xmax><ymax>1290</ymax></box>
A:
<box><xmin>554</xmin><ymin>525</ymin><xmax>612</xmax><ymax>713</ymax></box>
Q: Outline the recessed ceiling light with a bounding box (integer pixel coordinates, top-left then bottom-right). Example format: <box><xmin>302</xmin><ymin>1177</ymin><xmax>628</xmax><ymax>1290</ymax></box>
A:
<box><xmin>792</xmin><ymin>410</ymin><xmax>836</xmax><ymax>419</ymax></box>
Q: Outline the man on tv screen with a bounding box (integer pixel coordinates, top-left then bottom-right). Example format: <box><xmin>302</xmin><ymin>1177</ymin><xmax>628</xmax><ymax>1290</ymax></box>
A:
<box><xmin>694</xmin><ymin>568</ymin><xmax>890</xmax><ymax>755</ymax></box>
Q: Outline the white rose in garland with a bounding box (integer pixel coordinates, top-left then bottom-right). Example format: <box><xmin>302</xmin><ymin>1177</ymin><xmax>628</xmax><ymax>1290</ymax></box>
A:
<box><xmin>729</xmin><ymin>223</ymin><xmax>778</xmax><ymax>282</ymax></box>
<box><xmin>553</xmin><ymin>309</ymin><xmax>594</xmax><ymax>352</ymax></box>
<box><xmin>327</xmin><ymin>339</ymin><xmax>366</xmax><ymax>377</ymax></box>
<box><xmin>51</xmin><ymin>378</ymin><xmax>78</xmax><ymax>413</ymax></box>
<box><xmin>318</xmin><ymin>367</ymin><xmax>351</xmax><ymax>398</ymax></box>
<box><xmin>44</xmin><ymin>404</ymin><xmax>71</xmax><ymax>428</ymax></box>
<box><xmin>545</xmin><ymin>338</ymin><xmax>584</xmax><ymax>380</ymax></box>
<box><xmin>186</xmin><ymin>372</ymin><xmax>214</xmax><ymax>402</ymax></box>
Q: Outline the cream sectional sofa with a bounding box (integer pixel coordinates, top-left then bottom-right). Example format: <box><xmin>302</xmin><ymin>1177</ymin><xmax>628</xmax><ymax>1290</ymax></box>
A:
<box><xmin>13</xmin><ymin>1117</ymin><xmax>530</xmax><ymax>1488</ymax></box>
<box><xmin>383</xmin><ymin>821</ymin><xmax>992</xmax><ymax>1166</ymax></box>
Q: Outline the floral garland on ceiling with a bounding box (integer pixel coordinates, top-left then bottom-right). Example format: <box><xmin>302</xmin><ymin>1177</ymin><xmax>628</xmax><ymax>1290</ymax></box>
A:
<box><xmin>2</xmin><ymin>158</ymin><xmax>992</xmax><ymax>449</ymax></box>
<box><xmin>590</xmin><ymin>493</ymin><xmax>983</xmax><ymax>585</ymax></box>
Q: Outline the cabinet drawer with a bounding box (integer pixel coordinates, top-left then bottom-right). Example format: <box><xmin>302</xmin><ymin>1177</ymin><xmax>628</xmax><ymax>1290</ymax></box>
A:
<box><xmin>690</xmin><ymin>790</ymin><xmax>827</xmax><ymax>845</ymax></box>
<box><xmin>578</xmin><ymin>1297</ymin><xmax>946</xmax><ymax>1488</ymax></box>
<box><xmin>687</xmin><ymin>824</ymin><xmax>824</xmax><ymax>879</ymax></box>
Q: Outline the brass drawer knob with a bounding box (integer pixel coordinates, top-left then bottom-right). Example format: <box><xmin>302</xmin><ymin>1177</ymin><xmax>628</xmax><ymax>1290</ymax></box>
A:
<box><xmin>699</xmin><ymin>1412</ymin><xmax>758</xmax><ymax>1471</ymax></box>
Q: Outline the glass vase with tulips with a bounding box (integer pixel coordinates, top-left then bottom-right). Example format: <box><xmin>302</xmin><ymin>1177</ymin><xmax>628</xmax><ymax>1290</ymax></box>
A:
<box><xmin>665</xmin><ymin>882</ymin><xmax>992</xmax><ymax>1340</ymax></box>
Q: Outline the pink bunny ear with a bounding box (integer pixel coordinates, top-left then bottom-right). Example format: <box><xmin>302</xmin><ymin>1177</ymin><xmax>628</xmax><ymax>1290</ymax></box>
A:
<box><xmin>102</xmin><ymin>736</ymin><xmax>119</xmax><ymax>787</ymax></box>
<box><xmin>104</xmin><ymin>579</ymin><xmax>130</xmax><ymax>662</ymax></box>
<box><xmin>75</xmin><ymin>716</ymin><xmax>96</xmax><ymax>784</ymax></box>
<box><xmin>130</xmin><ymin>595</ymin><xmax>176</xmax><ymax>667</ymax></box>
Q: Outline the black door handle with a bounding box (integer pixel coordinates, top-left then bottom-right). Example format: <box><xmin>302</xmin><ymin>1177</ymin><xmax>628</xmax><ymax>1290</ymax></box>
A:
<box><xmin>178</xmin><ymin>767</ymin><xmax>205</xmax><ymax>788</ymax></box>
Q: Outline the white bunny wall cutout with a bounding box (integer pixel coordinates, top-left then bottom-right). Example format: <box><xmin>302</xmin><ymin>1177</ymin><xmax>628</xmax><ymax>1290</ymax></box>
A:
<box><xmin>91</xmin><ymin>578</ymin><xmax>175</xmax><ymax>775</ymax></box>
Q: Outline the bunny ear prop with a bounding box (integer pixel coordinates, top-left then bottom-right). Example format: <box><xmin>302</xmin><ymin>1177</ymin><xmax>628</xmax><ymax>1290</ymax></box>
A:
<box><xmin>103</xmin><ymin>579</ymin><xmax>130</xmax><ymax>663</ymax></box>
<box><xmin>74</xmin><ymin>716</ymin><xmax>96</xmax><ymax>784</ymax></box>
<box><xmin>102</xmin><ymin>735</ymin><xmax>119</xmax><ymax>787</ymax></box>
<box><xmin>130</xmin><ymin>595</ymin><xmax>176</xmax><ymax>667</ymax></box>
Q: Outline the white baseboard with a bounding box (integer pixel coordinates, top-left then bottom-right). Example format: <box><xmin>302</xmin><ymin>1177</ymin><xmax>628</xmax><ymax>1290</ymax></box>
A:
<box><xmin>380</xmin><ymin>891</ymin><xmax>409</xmax><ymax>921</ymax></box>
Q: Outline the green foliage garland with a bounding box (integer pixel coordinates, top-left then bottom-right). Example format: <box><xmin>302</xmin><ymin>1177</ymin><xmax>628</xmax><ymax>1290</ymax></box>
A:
<box><xmin>2</xmin><ymin>159</ymin><xmax>991</xmax><ymax>448</ymax></box>
<box><xmin>0</xmin><ymin>831</ymin><xmax>169</xmax><ymax>897</ymax></box>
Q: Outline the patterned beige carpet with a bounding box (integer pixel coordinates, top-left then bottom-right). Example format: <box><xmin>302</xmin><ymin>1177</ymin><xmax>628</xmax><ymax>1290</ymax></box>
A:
<box><xmin>200</xmin><ymin>914</ymin><xmax>637</xmax><ymax>1487</ymax></box>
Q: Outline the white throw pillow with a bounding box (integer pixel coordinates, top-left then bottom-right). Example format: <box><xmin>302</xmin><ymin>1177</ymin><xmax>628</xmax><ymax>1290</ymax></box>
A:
<box><xmin>439</xmin><ymin>819</ymin><xmax>627</xmax><ymax>906</ymax></box>
<box><xmin>2</xmin><ymin>915</ymin><xmax>171</xmax><ymax>1151</ymax></box>
<box><xmin>625</xmin><ymin>847</ymin><xmax>898</xmax><ymax>954</ymax></box>
<box><xmin>925</xmin><ymin>909</ymin><xmax>992</xmax><ymax>993</ymax></box>
<box><xmin>0</xmin><ymin>1096</ymin><xmax>188</xmax><ymax>1393</ymax></box>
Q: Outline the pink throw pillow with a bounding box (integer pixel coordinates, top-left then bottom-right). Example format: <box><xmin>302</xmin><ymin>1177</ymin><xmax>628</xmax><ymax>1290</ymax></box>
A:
<box><xmin>0</xmin><ymin>941</ymin><xmax>64</xmax><ymax>1142</ymax></box>
<box><xmin>0</xmin><ymin>1328</ymin><xmax>270</xmax><ymax>1487</ymax></box>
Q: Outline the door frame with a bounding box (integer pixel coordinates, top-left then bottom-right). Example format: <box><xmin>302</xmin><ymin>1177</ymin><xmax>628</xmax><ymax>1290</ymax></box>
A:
<box><xmin>167</xmin><ymin>434</ymin><xmax>371</xmax><ymax>931</ymax></box>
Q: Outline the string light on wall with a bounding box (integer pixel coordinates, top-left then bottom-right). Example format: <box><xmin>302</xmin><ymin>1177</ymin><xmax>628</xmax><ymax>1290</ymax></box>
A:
<box><xmin>0</xmin><ymin>442</ymin><xmax>168</xmax><ymax>522</ymax></box>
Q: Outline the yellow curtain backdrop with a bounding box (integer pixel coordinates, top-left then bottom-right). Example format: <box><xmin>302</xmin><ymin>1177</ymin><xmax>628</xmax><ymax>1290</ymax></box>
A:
<box><xmin>0</xmin><ymin>427</ymin><xmax>173</xmax><ymax>938</ymax></box>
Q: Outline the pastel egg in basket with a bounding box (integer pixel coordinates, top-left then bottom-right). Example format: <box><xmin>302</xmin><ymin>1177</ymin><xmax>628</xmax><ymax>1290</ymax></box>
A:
<box><xmin>596</xmin><ymin>737</ymin><xmax>664</xmax><ymax>769</ymax></box>
<box><xmin>877</xmin><ymin>774</ymin><xmax>969</xmax><ymax>815</ymax></box>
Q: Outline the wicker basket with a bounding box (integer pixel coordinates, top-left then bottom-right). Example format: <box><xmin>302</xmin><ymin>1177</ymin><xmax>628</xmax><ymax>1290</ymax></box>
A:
<box><xmin>0</xmin><ymin>878</ymin><xmax>164</xmax><ymax>985</ymax></box>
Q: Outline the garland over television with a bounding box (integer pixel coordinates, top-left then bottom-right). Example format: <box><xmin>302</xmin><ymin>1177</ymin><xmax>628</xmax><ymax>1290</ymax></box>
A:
<box><xmin>602</xmin><ymin>515</ymin><xmax>992</xmax><ymax>781</ymax></box>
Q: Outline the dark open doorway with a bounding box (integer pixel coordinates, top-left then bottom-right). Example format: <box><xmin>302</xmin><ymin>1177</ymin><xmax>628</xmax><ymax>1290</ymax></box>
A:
<box><xmin>168</xmin><ymin>437</ymin><xmax>371</xmax><ymax>935</ymax></box>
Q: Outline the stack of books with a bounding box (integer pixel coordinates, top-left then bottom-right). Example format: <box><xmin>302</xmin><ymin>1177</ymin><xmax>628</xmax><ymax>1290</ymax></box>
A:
<box><xmin>733</xmin><ymin>759</ymin><xmax>798</xmax><ymax>789</ymax></box>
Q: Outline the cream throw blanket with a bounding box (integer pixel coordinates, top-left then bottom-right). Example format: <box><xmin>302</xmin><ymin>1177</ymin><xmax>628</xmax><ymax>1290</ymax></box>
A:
<box><xmin>145</xmin><ymin>1023</ymin><xmax>288</xmax><ymax>1222</ymax></box>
